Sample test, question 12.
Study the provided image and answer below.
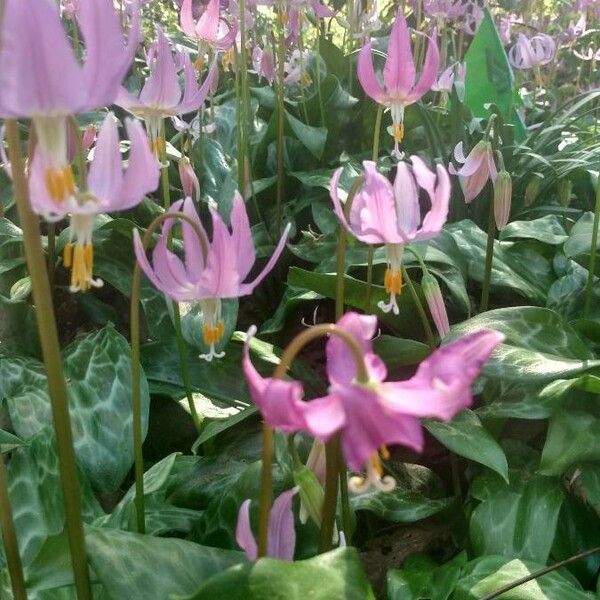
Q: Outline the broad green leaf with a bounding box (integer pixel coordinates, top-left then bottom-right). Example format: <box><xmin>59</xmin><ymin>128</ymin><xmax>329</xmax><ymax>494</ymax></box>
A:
<box><xmin>454</xmin><ymin>555</ymin><xmax>593</xmax><ymax>600</ymax></box>
<box><xmin>85</xmin><ymin>526</ymin><xmax>242</xmax><ymax>600</ymax></box>
<box><xmin>0</xmin><ymin>325</ymin><xmax>150</xmax><ymax>493</ymax></box>
<box><xmin>373</xmin><ymin>335</ymin><xmax>430</xmax><ymax>369</ymax></box>
<box><xmin>6</xmin><ymin>428</ymin><xmax>102</xmax><ymax>565</ymax></box>
<box><xmin>450</xmin><ymin>307</ymin><xmax>600</xmax><ymax>382</ymax></box>
<box><xmin>424</xmin><ymin>410</ymin><xmax>509</xmax><ymax>482</ymax></box>
<box><xmin>540</xmin><ymin>391</ymin><xmax>600</xmax><ymax>476</ymax></box>
<box><xmin>285</xmin><ymin>110</ymin><xmax>327</xmax><ymax>159</ymax></box>
<box><xmin>350</xmin><ymin>487</ymin><xmax>452</xmax><ymax>523</ymax></box>
<box><xmin>176</xmin><ymin>547</ymin><xmax>375</xmax><ymax>600</ymax></box>
<box><xmin>469</xmin><ymin>465</ymin><xmax>564</xmax><ymax>563</ymax></box>
<box><xmin>0</xmin><ymin>429</ymin><xmax>25</xmax><ymax>453</ymax></box>
<box><xmin>564</xmin><ymin>212</ymin><xmax>600</xmax><ymax>269</ymax></box>
<box><xmin>448</xmin><ymin>220</ymin><xmax>554</xmax><ymax>304</ymax></box>
<box><xmin>499</xmin><ymin>216</ymin><xmax>568</xmax><ymax>245</ymax></box>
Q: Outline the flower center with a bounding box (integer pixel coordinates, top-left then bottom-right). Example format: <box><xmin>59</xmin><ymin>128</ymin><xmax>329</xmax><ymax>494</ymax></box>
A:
<box><xmin>62</xmin><ymin>214</ymin><xmax>103</xmax><ymax>293</ymax></box>
<box><xmin>44</xmin><ymin>165</ymin><xmax>76</xmax><ymax>203</ymax></box>
<box><xmin>384</xmin><ymin>267</ymin><xmax>402</xmax><ymax>295</ymax></box>
<box><xmin>378</xmin><ymin>244</ymin><xmax>404</xmax><ymax>315</ymax></box>
<box><xmin>199</xmin><ymin>298</ymin><xmax>226</xmax><ymax>362</ymax></box>
<box><xmin>349</xmin><ymin>448</ymin><xmax>396</xmax><ymax>494</ymax></box>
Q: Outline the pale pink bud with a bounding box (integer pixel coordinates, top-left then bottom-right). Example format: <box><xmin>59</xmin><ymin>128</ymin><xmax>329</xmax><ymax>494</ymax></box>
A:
<box><xmin>178</xmin><ymin>157</ymin><xmax>200</xmax><ymax>201</ymax></box>
<box><xmin>82</xmin><ymin>124</ymin><xmax>97</xmax><ymax>151</ymax></box>
<box><xmin>493</xmin><ymin>170</ymin><xmax>512</xmax><ymax>230</ymax></box>
<box><xmin>422</xmin><ymin>272</ymin><xmax>450</xmax><ymax>338</ymax></box>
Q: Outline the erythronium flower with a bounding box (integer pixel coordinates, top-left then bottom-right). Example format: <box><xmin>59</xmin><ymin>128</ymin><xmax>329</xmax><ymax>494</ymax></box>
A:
<box><xmin>450</xmin><ymin>141</ymin><xmax>497</xmax><ymax>204</ymax></box>
<box><xmin>337</xmin><ymin>0</ymin><xmax>382</xmax><ymax>44</ymax></box>
<box><xmin>252</xmin><ymin>45</ymin><xmax>276</xmax><ymax>84</ymax></box>
<box><xmin>330</xmin><ymin>158</ymin><xmax>450</xmax><ymax>314</ymax></box>
<box><xmin>180</xmin><ymin>0</ymin><xmax>238</xmax><ymax>52</ymax></box>
<box><xmin>357</xmin><ymin>11</ymin><xmax>439</xmax><ymax>157</ymax></box>
<box><xmin>432</xmin><ymin>62</ymin><xmax>467</xmax><ymax>101</ymax></box>
<box><xmin>0</xmin><ymin>0</ymin><xmax>139</xmax><ymax>204</ymax></box>
<box><xmin>236</xmin><ymin>488</ymin><xmax>298</xmax><ymax>560</ymax></box>
<box><xmin>423</xmin><ymin>0</ymin><xmax>467</xmax><ymax>21</ymax></box>
<box><xmin>508</xmin><ymin>33</ymin><xmax>556</xmax><ymax>69</ymax></box>
<box><xmin>29</xmin><ymin>113</ymin><xmax>159</xmax><ymax>292</ymax></box>
<box><xmin>116</xmin><ymin>28</ymin><xmax>217</xmax><ymax>154</ymax></box>
<box><xmin>243</xmin><ymin>312</ymin><xmax>504</xmax><ymax>492</ymax></box>
<box><xmin>562</xmin><ymin>14</ymin><xmax>587</xmax><ymax>43</ymax></box>
<box><xmin>133</xmin><ymin>194</ymin><xmax>291</xmax><ymax>361</ymax></box>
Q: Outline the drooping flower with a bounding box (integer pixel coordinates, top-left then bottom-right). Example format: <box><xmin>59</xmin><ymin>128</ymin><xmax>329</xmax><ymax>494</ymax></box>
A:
<box><xmin>29</xmin><ymin>113</ymin><xmax>159</xmax><ymax>292</ymax></box>
<box><xmin>562</xmin><ymin>14</ymin><xmax>587</xmax><ymax>43</ymax></box>
<box><xmin>423</xmin><ymin>0</ymin><xmax>467</xmax><ymax>21</ymax></box>
<box><xmin>508</xmin><ymin>33</ymin><xmax>556</xmax><ymax>70</ymax></box>
<box><xmin>178</xmin><ymin>157</ymin><xmax>201</xmax><ymax>201</ymax></box>
<box><xmin>180</xmin><ymin>0</ymin><xmax>238</xmax><ymax>53</ymax></box>
<box><xmin>116</xmin><ymin>28</ymin><xmax>217</xmax><ymax>154</ymax></box>
<box><xmin>0</xmin><ymin>0</ymin><xmax>140</xmax><ymax>204</ymax></box>
<box><xmin>337</xmin><ymin>0</ymin><xmax>382</xmax><ymax>44</ymax></box>
<box><xmin>432</xmin><ymin>62</ymin><xmax>467</xmax><ymax>102</ymax></box>
<box><xmin>330</xmin><ymin>158</ymin><xmax>450</xmax><ymax>314</ymax></box>
<box><xmin>236</xmin><ymin>488</ymin><xmax>298</xmax><ymax>560</ymax></box>
<box><xmin>243</xmin><ymin>312</ymin><xmax>504</xmax><ymax>492</ymax></box>
<box><xmin>449</xmin><ymin>141</ymin><xmax>497</xmax><ymax>204</ymax></box>
<box><xmin>133</xmin><ymin>194</ymin><xmax>291</xmax><ymax>361</ymax></box>
<box><xmin>357</xmin><ymin>11</ymin><xmax>439</xmax><ymax>157</ymax></box>
<box><xmin>286</xmin><ymin>0</ymin><xmax>337</xmax><ymax>44</ymax></box>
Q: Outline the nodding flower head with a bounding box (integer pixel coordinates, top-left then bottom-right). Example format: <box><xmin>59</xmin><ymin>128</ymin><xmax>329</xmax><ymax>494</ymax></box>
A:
<box><xmin>133</xmin><ymin>194</ymin><xmax>291</xmax><ymax>361</ymax></box>
<box><xmin>29</xmin><ymin>113</ymin><xmax>159</xmax><ymax>293</ymax></box>
<box><xmin>509</xmin><ymin>33</ymin><xmax>556</xmax><ymax>69</ymax></box>
<box><xmin>330</xmin><ymin>158</ymin><xmax>450</xmax><ymax>314</ymax></box>
<box><xmin>357</xmin><ymin>11</ymin><xmax>439</xmax><ymax>158</ymax></box>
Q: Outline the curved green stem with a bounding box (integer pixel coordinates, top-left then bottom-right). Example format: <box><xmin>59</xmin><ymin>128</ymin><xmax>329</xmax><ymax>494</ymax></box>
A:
<box><xmin>401</xmin><ymin>265</ymin><xmax>435</xmax><ymax>350</ymax></box>
<box><xmin>159</xmin><ymin>127</ymin><xmax>201</xmax><ymax>432</ymax></box>
<box><xmin>480</xmin><ymin>192</ymin><xmax>496</xmax><ymax>313</ymax></box>
<box><xmin>5</xmin><ymin>120</ymin><xmax>92</xmax><ymax>600</ymax></box>
<box><xmin>130</xmin><ymin>211</ymin><xmax>209</xmax><ymax>534</ymax></box>
<box><xmin>0</xmin><ymin>455</ymin><xmax>27</xmax><ymax>600</ymax></box>
<box><xmin>584</xmin><ymin>174</ymin><xmax>600</xmax><ymax>318</ymax></box>
<box><xmin>257</xmin><ymin>324</ymin><xmax>369</xmax><ymax>557</ymax></box>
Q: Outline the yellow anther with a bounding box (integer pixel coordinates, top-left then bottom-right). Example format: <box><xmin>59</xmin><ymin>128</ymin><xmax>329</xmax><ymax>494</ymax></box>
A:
<box><xmin>44</xmin><ymin>165</ymin><xmax>76</xmax><ymax>202</ymax></box>
<box><xmin>63</xmin><ymin>243</ymin><xmax>73</xmax><ymax>268</ymax></box>
<box><xmin>380</xmin><ymin>446</ymin><xmax>390</xmax><ymax>460</ymax></box>
<box><xmin>221</xmin><ymin>49</ymin><xmax>235</xmax><ymax>70</ymax></box>
<box><xmin>370</xmin><ymin>453</ymin><xmax>384</xmax><ymax>477</ymax></box>
<box><xmin>66</xmin><ymin>242</ymin><xmax>94</xmax><ymax>292</ymax></box>
<box><xmin>393</xmin><ymin>122</ymin><xmax>404</xmax><ymax>144</ymax></box>
<box><xmin>203</xmin><ymin>320</ymin><xmax>225</xmax><ymax>346</ymax></box>
<box><xmin>384</xmin><ymin>268</ymin><xmax>402</xmax><ymax>295</ymax></box>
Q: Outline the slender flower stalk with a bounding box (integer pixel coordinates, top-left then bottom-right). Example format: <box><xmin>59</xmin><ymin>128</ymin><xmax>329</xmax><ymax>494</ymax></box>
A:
<box><xmin>0</xmin><ymin>455</ymin><xmax>27</xmax><ymax>600</ymax></box>
<box><xmin>129</xmin><ymin>210</ymin><xmax>209</xmax><ymax>532</ymax></box>
<box><xmin>584</xmin><ymin>172</ymin><xmax>600</xmax><ymax>318</ymax></box>
<box><xmin>5</xmin><ymin>120</ymin><xmax>92</xmax><ymax>600</ymax></box>
<box><xmin>276</xmin><ymin>7</ymin><xmax>286</xmax><ymax>234</ymax></box>
<box><xmin>480</xmin><ymin>188</ymin><xmax>496</xmax><ymax>313</ymax></box>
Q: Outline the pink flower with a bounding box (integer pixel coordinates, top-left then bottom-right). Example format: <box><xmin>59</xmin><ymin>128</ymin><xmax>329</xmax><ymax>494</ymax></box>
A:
<box><xmin>236</xmin><ymin>488</ymin><xmax>298</xmax><ymax>560</ymax></box>
<box><xmin>252</xmin><ymin>45</ymin><xmax>275</xmax><ymax>84</ymax></box>
<box><xmin>116</xmin><ymin>28</ymin><xmax>217</xmax><ymax>152</ymax></box>
<box><xmin>29</xmin><ymin>113</ymin><xmax>159</xmax><ymax>292</ymax></box>
<box><xmin>450</xmin><ymin>141</ymin><xmax>497</xmax><ymax>204</ymax></box>
<box><xmin>432</xmin><ymin>62</ymin><xmax>467</xmax><ymax>101</ymax></box>
<box><xmin>133</xmin><ymin>194</ymin><xmax>290</xmax><ymax>361</ymax></box>
<box><xmin>357</xmin><ymin>11</ymin><xmax>439</xmax><ymax>157</ymax></box>
<box><xmin>0</xmin><ymin>0</ymin><xmax>140</xmax><ymax>201</ymax></box>
<box><xmin>509</xmin><ymin>33</ymin><xmax>556</xmax><ymax>69</ymax></box>
<box><xmin>423</xmin><ymin>0</ymin><xmax>467</xmax><ymax>20</ymax></box>
<box><xmin>243</xmin><ymin>312</ymin><xmax>504</xmax><ymax>492</ymax></box>
<box><xmin>180</xmin><ymin>0</ymin><xmax>238</xmax><ymax>51</ymax></box>
<box><xmin>421</xmin><ymin>272</ymin><xmax>450</xmax><ymax>338</ymax></box>
<box><xmin>330</xmin><ymin>158</ymin><xmax>450</xmax><ymax>314</ymax></box>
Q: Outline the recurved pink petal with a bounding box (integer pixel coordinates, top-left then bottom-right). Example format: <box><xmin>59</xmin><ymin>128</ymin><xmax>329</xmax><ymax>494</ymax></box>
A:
<box><xmin>267</xmin><ymin>488</ymin><xmax>298</xmax><ymax>561</ymax></box>
<box><xmin>406</xmin><ymin>30</ymin><xmax>440</xmax><ymax>102</ymax></box>
<box><xmin>117</xmin><ymin>118</ymin><xmax>160</xmax><ymax>210</ymax></box>
<box><xmin>0</xmin><ymin>0</ymin><xmax>85</xmax><ymax>116</ymax></box>
<box><xmin>420</xmin><ymin>164</ymin><xmax>450</xmax><ymax>236</ymax></box>
<box><xmin>238</xmin><ymin>223</ymin><xmax>290</xmax><ymax>295</ymax></box>
<box><xmin>180</xmin><ymin>197</ymin><xmax>208</xmax><ymax>280</ymax></box>
<box><xmin>177</xmin><ymin>60</ymin><xmax>218</xmax><ymax>115</ymax></box>
<box><xmin>357</xmin><ymin>42</ymin><xmax>386</xmax><ymax>104</ymax></box>
<box><xmin>87</xmin><ymin>113</ymin><xmax>123</xmax><ymax>206</ymax></box>
<box><xmin>230</xmin><ymin>192</ymin><xmax>256</xmax><ymax>281</ymax></box>
<box><xmin>236</xmin><ymin>500</ymin><xmax>258</xmax><ymax>560</ymax></box>
<box><xmin>195</xmin><ymin>0</ymin><xmax>221</xmax><ymax>43</ymax></box>
<box><xmin>383</xmin><ymin>12</ymin><xmax>416</xmax><ymax>97</ymax></box>
<box><xmin>139</xmin><ymin>29</ymin><xmax>182</xmax><ymax>110</ymax></box>
<box><xmin>302</xmin><ymin>394</ymin><xmax>346</xmax><ymax>440</ymax></box>
<box><xmin>180</xmin><ymin>0</ymin><xmax>197</xmax><ymax>37</ymax></box>
<box><xmin>393</xmin><ymin>161</ymin><xmax>421</xmax><ymax>238</ymax></box>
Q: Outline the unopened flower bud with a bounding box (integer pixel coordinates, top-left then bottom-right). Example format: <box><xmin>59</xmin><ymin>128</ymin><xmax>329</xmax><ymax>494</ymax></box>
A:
<box><xmin>81</xmin><ymin>124</ymin><xmax>97</xmax><ymax>151</ymax></box>
<box><xmin>178</xmin><ymin>157</ymin><xmax>200</xmax><ymax>201</ymax></box>
<box><xmin>421</xmin><ymin>272</ymin><xmax>450</xmax><ymax>338</ymax></box>
<box><xmin>294</xmin><ymin>465</ymin><xmax>324</xmax><ymax>526</ymax></box>
<box><xmin>558</xmin><ymin>178</ymin><xmax>572</xmax><ymax>207</ymax></box>
<box><xmin>524</xmin><ymin>173</ymin><xmax>542</xmax><ymax>206</ymax></box>
<box><xmin>493</xmin><ymin>170</ymin><xmax>512</xmax><ymax>230</ymax></box>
